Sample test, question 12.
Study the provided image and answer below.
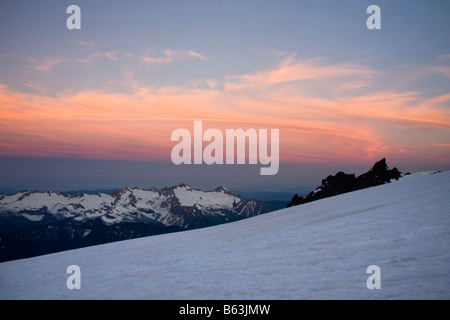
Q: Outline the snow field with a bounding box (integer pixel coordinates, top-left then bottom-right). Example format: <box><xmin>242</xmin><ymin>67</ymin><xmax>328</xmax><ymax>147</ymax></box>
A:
<box><xmin>0</xmin><ymin>171</ymin><xmax>449</xmax><ymax>299</ymax></box>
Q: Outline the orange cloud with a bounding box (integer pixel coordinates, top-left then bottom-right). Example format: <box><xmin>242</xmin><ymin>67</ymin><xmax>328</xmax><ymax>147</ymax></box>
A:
<box><xmin>224</xmin><ymin>54</ymin><xmax>379</xmax><ymax>92</ymax></box>
<box><xmin>1</xmin><ymin>56</ymin><xmax>449</xmax><ymax>166</ymax></box>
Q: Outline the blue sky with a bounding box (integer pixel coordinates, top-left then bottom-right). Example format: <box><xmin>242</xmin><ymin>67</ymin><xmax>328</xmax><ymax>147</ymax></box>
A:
<box><xmin>2</xmin><ymin>0</ymin><xmax>449</xmax><ymax>93</ymax></box>
<box><xmin>0</xmin><ymin>0</ymin><xmax>449</xmax><ymax>195</ymax></box>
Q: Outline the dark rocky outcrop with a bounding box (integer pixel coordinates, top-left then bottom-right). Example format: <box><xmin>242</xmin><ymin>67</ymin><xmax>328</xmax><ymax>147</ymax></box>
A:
<box><xmin>287</xmin><ymin>158</ymin><xmax>402</xmax><ymax>207</ymax></box>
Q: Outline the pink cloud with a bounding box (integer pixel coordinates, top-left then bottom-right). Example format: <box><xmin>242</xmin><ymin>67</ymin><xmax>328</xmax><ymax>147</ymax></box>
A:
<box><xmin>104</xmin><ymin>50</ymin><xmax>120</xmax><ymax>61</ymax></box>
<box><xmin>1</xmin><ymin>55</ymin><xmax>449</xmax><ymax>166</ymax></box>
<box><xmin>187</xmin><ymin>50</ymin><xmax>209</xmax><ymax>61</ymax></box>
<box><xmin>224</xmin><ymin>54</ymin><xmax>379</xmax><ymax>92</ymax></box>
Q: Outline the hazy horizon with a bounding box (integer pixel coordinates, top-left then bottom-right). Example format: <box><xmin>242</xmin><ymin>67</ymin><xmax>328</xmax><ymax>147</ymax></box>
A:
<box><xmin>0</xmin><ymin>156</ymin><xmax>440</xmax><ymax>198</ymax></box>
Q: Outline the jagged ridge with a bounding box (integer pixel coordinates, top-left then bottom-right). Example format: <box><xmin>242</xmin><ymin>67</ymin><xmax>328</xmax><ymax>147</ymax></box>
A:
<box><xmin>287</xmin><ymin>158</ymin><xmax>402</xmax><ymax>207</ymax></box>
<box><xmin>0</xmin><ymin>184</ymin><xmax>276</xmax><ymax>262</ymax></box>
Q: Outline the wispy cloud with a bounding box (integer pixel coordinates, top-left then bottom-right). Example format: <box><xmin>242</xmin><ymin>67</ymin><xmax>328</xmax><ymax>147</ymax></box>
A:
<box><xmin>340</xmin><ymin>81</ymin><xmax>371</xmax><ymax>91</ymax></box>
<box><xmin>187</xmin><ymin>50</ymin><xmax>210</xmax><ymax>61</ymax></box>
<box><xmin>1</xmin><ymin>54</ymin><xmax>449</xmax><ymax>166</ymax></box>
<box><xmin>29</xmin><ymin>57</ymin><xmax>70</xmax><ymax>71</ymax></box>
<box><xmin>23</xmin><ymin>82</ymin><xmax>47</xmax><ymax>93</ymax></box>
<box><xmin>104</xmin><ymin>50</ymin><xmax>120</xmax><ymax>61</ymax></box>
<box><xmin>224</xmin><ymin>53</ymin><xmax>379</xmax><ymax>92</ymax></box>
<box><xmin>76</xmin><ymin>50</ymin><xmax>132</xmax><ymax>64</ymax></box>
<box><xmin>436</xmin><ymin>54</ymin><xmax>450</xmax><ymax>62</ymax></box>
<box><xmin>76</xmin><ymin>51</ymin><xmax>103</xmax><ymax>65</ymax></box>
<box><xmin>426</xmin><ymin>65</ymin><xmax>450</xmax><ymax>78</ymax></box>
<box><xmin>26</xmin><ymin>47</ymin><xmax>207</xmax><ymax>73</ymax></box>
<box><xmin>77</xmin><ymin>41</ymin><xmax>96</xmax><ymax>48</ymax></box>
<box><xmin>141</xmin><ymin>48</ymin><xmax>209</xmax><ymax>66</ymax></box>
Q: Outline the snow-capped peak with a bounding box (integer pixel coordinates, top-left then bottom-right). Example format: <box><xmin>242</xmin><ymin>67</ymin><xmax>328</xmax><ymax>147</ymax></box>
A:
<box><xmin>0</xmin><ymin>184</ymin><xmax>274</xmax><ymax>235</ymax></box>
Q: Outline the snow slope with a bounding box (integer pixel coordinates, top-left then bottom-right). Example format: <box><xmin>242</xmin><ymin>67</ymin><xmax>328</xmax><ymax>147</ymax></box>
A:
<box><xmin>0</xmin><ymin>171</ymin><xmax>449</xmax><ymax>299</ymax></box>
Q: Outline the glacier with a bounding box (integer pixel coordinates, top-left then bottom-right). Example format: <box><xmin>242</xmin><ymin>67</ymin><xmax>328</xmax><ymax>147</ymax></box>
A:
<box><xmin>0</xmin><ymin>171</ymin><xmax>449</xmax><ymax>299</ymax></box>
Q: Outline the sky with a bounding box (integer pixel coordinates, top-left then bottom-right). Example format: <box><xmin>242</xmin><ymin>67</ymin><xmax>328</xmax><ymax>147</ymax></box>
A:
<box><xmin>0</xmin><ymin>0</ymin><xmax>449</xmax><ymax>195</ymax></box>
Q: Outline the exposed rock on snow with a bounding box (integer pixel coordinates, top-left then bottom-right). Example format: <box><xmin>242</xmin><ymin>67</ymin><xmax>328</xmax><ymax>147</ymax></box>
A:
<box><xmin>287</xmin><ymin>158</ymin><xmax>402</xmax><ymax>207</ymax></box>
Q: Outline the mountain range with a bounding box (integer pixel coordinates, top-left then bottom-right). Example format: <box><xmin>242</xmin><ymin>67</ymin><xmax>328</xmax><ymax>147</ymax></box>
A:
<box><xmin>0</xmin><ymin>184</ymin><xmax>276</xmax><ymax>262</ymax></box>
<box><xmin>0</xmin><ymin>158</ymin><xmax>413</xmax><ymax>262</ymax></box>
